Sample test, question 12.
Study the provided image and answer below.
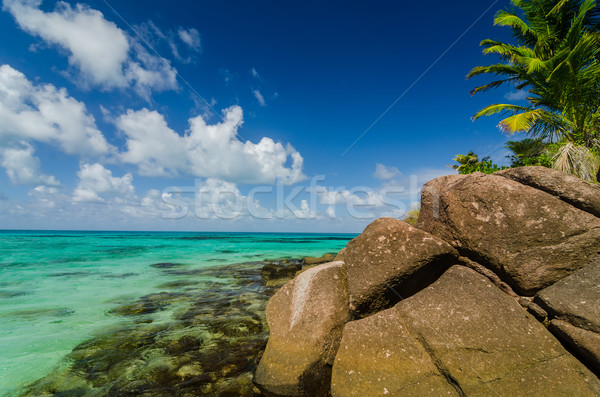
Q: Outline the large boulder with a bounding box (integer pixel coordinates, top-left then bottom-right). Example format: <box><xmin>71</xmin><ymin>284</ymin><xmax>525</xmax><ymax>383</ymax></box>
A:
<box><xmin>496</xmin><ymin>166</ymin><xmax>600</xmax><ymax>218</ymax></box>
<box><xmin>418</xmin><ymin>172</ymin><xmax>600</xmax><ymax>295</ymax></box>
<box><xmin>254</xmin><ymin>261</ymin><xmax>350</xmax><ymax>396</ymax></box>
<box><xmin>331</xmin><ymin>265</ymin><xmax>600</xmax><ymax>396</ymax></box>
<box><xmin>343</xmin><ymin>217</ymin><xmax>456</xmax><ymax>316</ymax></box>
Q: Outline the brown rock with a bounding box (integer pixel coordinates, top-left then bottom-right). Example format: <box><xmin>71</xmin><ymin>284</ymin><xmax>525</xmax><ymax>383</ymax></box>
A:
<box><xmin>418</xmin><ymin>172</ymin><xmax>600</xmax><ymax>295</ymax></box>
<box><xmin>334</xmin><ymin>248</ymin><xmax>345</xmax><ymax>262</ymax></box>
<box><xmin>261</xmin><ymin>263</ymin><xmax>303</xmax><ymax>280</ymax></box>
<box><xmin>535</xmin><ymin>258</ymin><xmax>600</xmax><ymax>333</ymax></box>
<box><xmin>344</xmin><ymin>217</ymin><xmax>456</xmax><ymax>316</ymax></box>
<box><xmin>331</xmin><ymin>310</ymin><xmax>459</xmax><ymax>396</ymax></box>
<box><xmin>549</xmin><ymin>320</ymin><xmax>600</xmax><ymax>376</ymax></box>
<box><xmin>303</xmin><ymin>256</ymin><xmax>327</xmax><ymax>265</ymax></box>
<box><xmin>496</xmin><ymin>166</ymin><xmax>600</xmax><ymax>218</ymax></box>
<box><xmin>331</xmin><ymin>265</ymin><xmax>600</xmax><ymax>396</ymax></box>
<box><xmin>254</xmin><ymin>261</ymin><xmax>350</xmax><ymax>396</ymax></box>
<box><xmin>322</xmin><ymin>253</ymin><xmax>335</xmax><ymax>262</ymax></box>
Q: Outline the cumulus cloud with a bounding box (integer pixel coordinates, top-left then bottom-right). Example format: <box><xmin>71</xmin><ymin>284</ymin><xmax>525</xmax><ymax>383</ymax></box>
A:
<box><xmin>253</xmin><ymin>89</ymin><xmax>266</xmax><ymax>106</ymax></box>
<box><xmin>73</xmin><ymin>163</ymin><xmax>136</xmax><ymax>203</ymax></box>
<box><xmin>1</xmin><ymin>142</ymin><xmax>60</xmax><ymax>186</ymax></box>
<box><xmin>373</xmin><ymin>163</ymin><xmax>401</xmax><ymax>180</ymax></box>
<box><xmin>315</xmin><ymin>186</ymin><xmax>384</xmax><ymax>207</ymax></box>
<box><xmin>178</xmin><ymin>27</ymin><xmax>201</xmax><ymax>52</ymax></box>
<box><xmin>3</xmin><ymin>0</ymin><xmax>178</xmax><ymax>97</ymax></box>
<box><xmin>116</xmin><ymin>105</ymin><xmax>305</xmax><ymax>185</ymax></box>
<box><xmin>0</xmin><ymin>64</ymin><xmax>113</xmax><ymax>156</ymax></box>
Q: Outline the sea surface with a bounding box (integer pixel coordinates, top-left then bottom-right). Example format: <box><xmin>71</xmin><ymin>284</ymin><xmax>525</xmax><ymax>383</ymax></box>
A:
<box><xmin>0</xmin><ymin>230</ymin><xmax>355</xmax><ymax>396</ymax></box>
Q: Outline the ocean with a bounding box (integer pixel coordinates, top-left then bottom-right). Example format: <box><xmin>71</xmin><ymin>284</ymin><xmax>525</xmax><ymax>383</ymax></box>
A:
<box><xmin>0</xmin><ymin>230</ymin><xmax>355</xmax><ymax>396</ymax></box>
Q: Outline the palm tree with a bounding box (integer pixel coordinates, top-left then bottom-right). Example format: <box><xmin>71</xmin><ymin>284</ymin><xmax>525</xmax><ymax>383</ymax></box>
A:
<box><xmin>451</xmin><ymin>151</ymin><xmax>482</xmax><ymax>173</ymax></box>
<box><xmin>468</xmin><ymin>0</ymin><xmax>600</xmax><ymax>180</ymax></box>
<box><xmin>505</xmin><ymin>138</ymin><xmax>548</xmax><ymax>165</ymax></box>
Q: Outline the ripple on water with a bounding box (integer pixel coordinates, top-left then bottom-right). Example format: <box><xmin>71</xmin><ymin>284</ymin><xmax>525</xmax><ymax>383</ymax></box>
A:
<box><xmin>7</xmin><ymin>307</ymin><xmax>75</xmax><ymax>320</ymax></box>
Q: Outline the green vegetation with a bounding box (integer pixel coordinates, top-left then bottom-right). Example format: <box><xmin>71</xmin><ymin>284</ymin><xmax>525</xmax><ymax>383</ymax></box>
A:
<box><xmin>466</xmin><ymin>0</ymin><xmax>600</xmax><ymax>181</ymax></box>
<box><xmin>451</xmin><ymin>151</ymin><xmax>507</xmax><ymax>174</ymax></box>
<box><xmin>403</xmin><ymin>205</ymin><xmax>420</xmax><ymax>225</ymax></box>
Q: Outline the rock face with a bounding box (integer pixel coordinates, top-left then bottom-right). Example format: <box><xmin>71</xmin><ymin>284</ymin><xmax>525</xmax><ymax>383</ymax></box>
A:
<box><xmin>254</xmin><ymin>262</ymin><xmax>350</xmax><ymax>396</ymax></box>
<box><xmin>497</xmin><ymin>166</ymin><xmax>600</xmax><ymax>218</ymax></box>
<box><xmin>535</xmin><ymin>258</ymin><xmax>600</xmax><ymax>333</ymax></box>
<box><xmin>343</xmin><ymin>217</ymin><xmax>456</xmax><ymax>316</ymax></box>
<box><xmin>255</xmin><ymin>167</ymin><xmax>600</xmax><ymax>396</ymax></box>
<box><xmin>418</xmin><ymin>172</ymin><xmax>600</xmax><ymax>295</ymax></box>
<box><xmin>535</xmin><ymin>259</ymin><xmax>600</xmax><ymax>375</ymax></box>
<box><xmin>549</xmin><ymin>320</ymin><xmax>600</xmax><ymax>376</ymax></box>
<box><xmin>331</xmin><ymin>266</ymin><xmax>600</xmax><ymax>396</ymax></box>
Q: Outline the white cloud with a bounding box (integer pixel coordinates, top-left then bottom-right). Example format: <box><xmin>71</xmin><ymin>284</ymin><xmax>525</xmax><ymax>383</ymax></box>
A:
<box><xmin>3</xmin><ymin>0</ymin><xmax>178</xmax><ymax>97</ymax></box>
<box><xmin>315</xmin><ymin>186</ymin><xmax>384</xmax><ymax>207</ymax></box>
<box><xmin>504</xmin><ymin>90</ymin><xmax>528</xmax><ymax>101</ymax></box>
<box><xmin>0</xmin><ymin>64</ymin><xmax>113</xmax><ymax>156</ymax></box>
<box><xmin>373</xmin><ymin>163</ymin><xmax>401</xmax><ymax>180</ymax></box>
<box><xmin>116</xmin><ymin>105</ymin><xmax>305</xmax><ymax>185</ymax></box>
<box><xmin>1</xmin><ymin>142</ymin><xmax>60</xmax><ymax>186</ymax></box>
<box><xmin>253</xmin><ymin>89</ymin><xmax>266</xmax><ymax>106</ymax></box>
<box><xmin>251</xmin><ymin>67</ymin><xmax>260</xmax><ymax>79</ymax></box>
<box><xmin>73</xmin><ymin>163</ymin><xmax>136</xmax><ymax>203</ymax></box>
<box><xmin>178</xmin><ymin>27</ymin><xmax>201</xmax><ymax>52</ymax></box>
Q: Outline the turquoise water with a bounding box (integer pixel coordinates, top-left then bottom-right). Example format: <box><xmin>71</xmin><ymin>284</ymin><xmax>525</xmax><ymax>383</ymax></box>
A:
<box><xmin>0</xmin><ymin>230</ymin><xmax>354</xmax><ymax>396</ymax></box>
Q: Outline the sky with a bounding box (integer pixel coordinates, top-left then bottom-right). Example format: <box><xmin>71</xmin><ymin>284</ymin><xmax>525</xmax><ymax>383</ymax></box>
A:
<box><xmin>0</xmin><ymin>0</ymin><xmax>523</xmax><ymax>233</ymax></box>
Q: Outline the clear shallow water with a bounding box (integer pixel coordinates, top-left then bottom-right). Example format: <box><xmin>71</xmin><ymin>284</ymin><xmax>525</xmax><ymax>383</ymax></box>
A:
<box><xmin>0</xmin><ymin>230</ymin><xmax>354</xmax><ymax>396</ymax></box>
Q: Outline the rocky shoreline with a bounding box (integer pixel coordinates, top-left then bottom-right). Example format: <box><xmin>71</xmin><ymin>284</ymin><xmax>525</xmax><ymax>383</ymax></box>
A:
<box><xmin>254</xmin><ymin>166</ymin><xmax>600</xmax><ymax>396</ymax></box>
<box><xmin>20</xmin><ymin>255</ymin><xmax>336</xmax><ymax>396</ymax></box>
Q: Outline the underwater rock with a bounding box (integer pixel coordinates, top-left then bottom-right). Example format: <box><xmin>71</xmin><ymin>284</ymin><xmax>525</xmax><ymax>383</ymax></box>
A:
<box><xmin>261</xmin><ymin>262</ymin><xmax>302</xmax><ymax>280</ymax></box>
<box><xmin>150</xmin><ymin>262</ymin><xmax>185</xmax><ymax>269</ymax></box>
<box><xmin>21</xmin><ymin>255</ymin><xmax>331</xmax><ymax>397</ymax></box>
<box><xmin>109</xmin><ymin>292</ymin><xmax>185</xmax><ymax>316</ymax></box>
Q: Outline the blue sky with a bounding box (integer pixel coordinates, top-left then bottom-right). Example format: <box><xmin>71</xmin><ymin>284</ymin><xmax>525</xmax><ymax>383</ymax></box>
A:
<box><xmin>0</xmin><ymin>0</ymin><xmax>521</xmax><ymax>232</ymax></box>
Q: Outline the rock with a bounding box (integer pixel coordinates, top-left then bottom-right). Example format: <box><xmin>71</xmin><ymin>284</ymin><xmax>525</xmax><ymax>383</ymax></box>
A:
<box><xmin>496</xmin><ymin>166</ymin><xmax>600</xmax><ymax>218</ymax></box>
<box><xmin>322</xmin><ymin>253</ymin><xmax>335</xmax><ymax>262</ymax></box>
<box><xmin>303</xmin><ymin>256</ymin><xmax>327</xmax><ymax>265</ymax></box>
<box><xmin>418</xmin><ymin>172</ymin><xmax>600</xmax><ymax>295</ymax></box>
<box><xmin>165</xmin><ymin>335</ymin><xmax>202</xmax><ymax>355</ymax></box>
<box><xmin>334</xmin><ymin>248</ymin><xmax>345</xmax><ymax>262</ymax></box>
<box><xmin>177</xmin><ymin>364</ymin><xmax>203</xmax><ymax>380</ymax></box>
<box><xmin>549</xmin><ymin>320</ymin><xmax>600</xmax><ymax>376</ymax></box>
<box><xmin>254</xmin><ymin>262</ymin><xmax>350</xmax><ymax>396</ymax></box>
<box><xmin>535</xmin><ymin>258</ymin><xmax>600</xmax><ymax>333</ymax></box>
<box><xmin>151</xmin><ymin>262</ymin><xmax>184</xmax><ymax>269</ymax></box>
<box><xmin>343</xmin><ymin>217</ymin><xmax>456</xmax><ymax>316</ymax></box>
<box><xmin>331</xmin><ymin>265</ymin><xmax>600</xmax><ymax>396</ymax></box>
<box><xmin>526</xmin><ymin>302</ymin><xmax>548</xmax><ymax>323</ymax></box>
<box><xmin>261</xmin><ymin>263</ymin><xmax>303</xmax><ymax>280</ymax></box>
<box><xmin>331</xmin><ymin>310</ymin><xmax>459</xmax><ymax>396</ymax></box>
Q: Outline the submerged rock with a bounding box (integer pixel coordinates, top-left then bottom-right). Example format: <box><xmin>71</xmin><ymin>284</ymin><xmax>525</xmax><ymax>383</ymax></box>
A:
<box><xmin>150</xmin><ymin>262</ymin><xmax>185</xmax><ymax>269</ymax></box>
<box><xmin>261</xmin><ymin>262</ymin><xmax>303</xmax><ymax>280</ymax></box>
<box><xmin>254</xmin><ymin>261</ymin><xmax>350</xmax><ymax>396</ymax></box>
<box><xmin>109</xmin><ymin>292</ymin><xmax>185</xmax><ymax>316</ymax></box>
<box><xmin>22</xmin><ymin>258</ymin><xmax>303</xmax><ymax>397</ymax></box>
<box><xmin>418</xmin><ymin>172</ymin><xmax>600</xmax><ymax>295</ymax></box>
<box><xmin>343</xmin><ymin>217</ymin><xmax>456</xmax><ymax>316</ymax></box>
